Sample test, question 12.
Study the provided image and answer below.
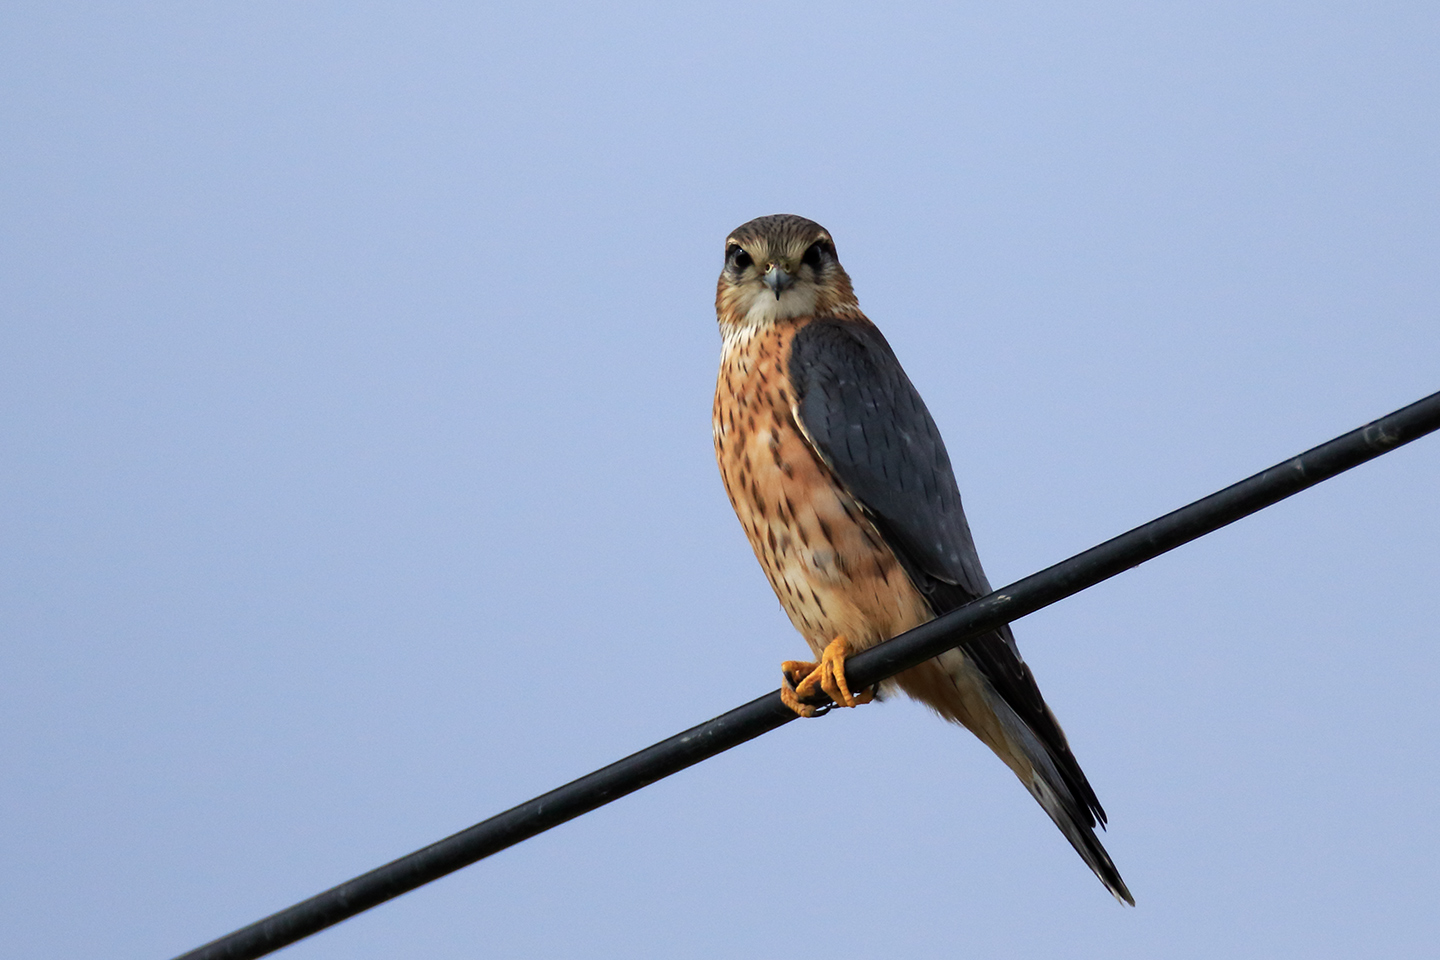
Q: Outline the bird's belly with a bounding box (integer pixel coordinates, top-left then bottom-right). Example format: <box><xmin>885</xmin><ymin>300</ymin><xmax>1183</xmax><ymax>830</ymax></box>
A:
<box><xmin>715</xmin><ymin>396</ymin><xmax>933</xmax><ymax>659</ymax></box>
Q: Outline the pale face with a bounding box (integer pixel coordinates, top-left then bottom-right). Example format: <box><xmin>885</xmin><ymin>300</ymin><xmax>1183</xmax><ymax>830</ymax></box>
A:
<box><xmin>717</xmin><ymin>233</ymin><xmax>841</xmax><ymax>328</ymax></box>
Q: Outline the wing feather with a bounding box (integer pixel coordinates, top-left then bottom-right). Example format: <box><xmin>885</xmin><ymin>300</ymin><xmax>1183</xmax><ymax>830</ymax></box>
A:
<box><xmin>787</xmin><ymin>318</ymin><xmax>1109</xmax><ymax>830</ymax></box>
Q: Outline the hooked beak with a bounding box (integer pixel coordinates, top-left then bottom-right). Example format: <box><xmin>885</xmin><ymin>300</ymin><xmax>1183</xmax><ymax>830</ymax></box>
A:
<box><xmin>762</xmin><ymin>264</ymin><xmax>794</xmax><ymax>300</ymax></box>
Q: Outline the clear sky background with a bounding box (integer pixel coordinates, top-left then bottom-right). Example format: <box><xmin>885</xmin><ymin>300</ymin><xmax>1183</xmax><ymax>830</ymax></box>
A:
<box><xmin>3</xmin><ymin>3</ymin><xmax>1438</xmax><ymax>958</ymax></box>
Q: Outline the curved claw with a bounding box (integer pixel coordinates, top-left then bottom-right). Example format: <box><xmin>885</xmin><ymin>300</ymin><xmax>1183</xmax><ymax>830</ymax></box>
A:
<box><xmin>779</xmin><ymin>636</ymin><xmax>875</xmax><ymax>717</ymax></box>
<box><xmin>780</xmin><ymin>659</ymin><xmax>824</xmax><ymax>717</ymax></box>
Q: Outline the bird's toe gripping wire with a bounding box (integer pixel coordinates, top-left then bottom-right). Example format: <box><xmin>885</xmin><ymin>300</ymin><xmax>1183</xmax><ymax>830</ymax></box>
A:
<box><xmin>779</xmin><ymin>635</ymin><xmax>875</xmax><ymax>717</ymax></box>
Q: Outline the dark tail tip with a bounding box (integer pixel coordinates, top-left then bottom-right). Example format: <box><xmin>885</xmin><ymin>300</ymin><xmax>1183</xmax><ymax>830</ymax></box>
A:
<box><xmin>1027</xmin><ymin>773</ymin><xmax>1134</xmax><ymax>905</ymax></box>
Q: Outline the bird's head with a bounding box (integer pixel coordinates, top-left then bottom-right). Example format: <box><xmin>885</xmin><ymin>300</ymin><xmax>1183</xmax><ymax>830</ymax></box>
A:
<box><xmin>715</xmin><ymin>214</ymin><xmax>860</xmax><ymax>331</ymax></box>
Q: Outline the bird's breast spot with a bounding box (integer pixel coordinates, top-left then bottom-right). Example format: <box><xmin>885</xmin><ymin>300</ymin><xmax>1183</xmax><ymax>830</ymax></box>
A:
<box><xmin>808</xmin><ymin>547</ymin><xmax>839</xmax><ymax>577</ymax></box>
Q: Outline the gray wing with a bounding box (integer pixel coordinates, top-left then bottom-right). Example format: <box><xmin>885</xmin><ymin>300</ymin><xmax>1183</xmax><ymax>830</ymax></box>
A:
<box><xmin>787</xmin><ymin>318</ymin><xmax>991</xmax><ymax>599</ymax></box>
<box><xmin>787</xmin><ymin>317</ymin><xmax>1109</xmax><ymax>828</ymax></box>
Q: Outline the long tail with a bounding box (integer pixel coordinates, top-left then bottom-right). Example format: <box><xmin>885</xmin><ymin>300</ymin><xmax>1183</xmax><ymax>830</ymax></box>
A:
<box><xmin>982</xmin><ymin>682</ymin><xmax>1134</xmax><ymax>905</ymax></box>
<box><xmin>893</xmin><ymin>649</ymin><xmax>1133</xmax><ymax>904</ymax></box>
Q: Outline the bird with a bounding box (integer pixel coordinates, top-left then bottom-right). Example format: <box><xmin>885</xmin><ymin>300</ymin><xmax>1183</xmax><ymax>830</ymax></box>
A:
<box><xmin>711</xmin><ymin>213</ymin><xmax>1132</xmax><ymax>904</ymax></box>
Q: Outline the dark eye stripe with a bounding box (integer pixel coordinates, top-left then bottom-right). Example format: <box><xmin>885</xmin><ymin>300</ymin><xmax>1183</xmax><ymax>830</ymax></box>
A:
<box><xmin>801</xmin><ymin>240</ymin><xmax>831</xmax><ymax>269</ymax></box>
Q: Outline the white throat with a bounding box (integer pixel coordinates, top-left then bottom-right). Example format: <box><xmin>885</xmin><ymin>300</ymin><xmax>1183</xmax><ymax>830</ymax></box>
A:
<box><xmin>727</xmin><ymin>283</ymin><xmax>819</xmax><ymax>331</ymax></box>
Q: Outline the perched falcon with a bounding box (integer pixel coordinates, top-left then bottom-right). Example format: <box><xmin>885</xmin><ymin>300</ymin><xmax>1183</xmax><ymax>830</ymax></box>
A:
<box><xmin>712</xmin><ymin>214</ymin><xmax>1132</xmax><ymax>904</ymax></box>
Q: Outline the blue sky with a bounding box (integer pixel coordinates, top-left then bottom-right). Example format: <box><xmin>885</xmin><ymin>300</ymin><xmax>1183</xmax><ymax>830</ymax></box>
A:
<box><xmin>3</xmin><ymin>3</ymin><xmax>1438</xmax><ymax>958</ymax></box>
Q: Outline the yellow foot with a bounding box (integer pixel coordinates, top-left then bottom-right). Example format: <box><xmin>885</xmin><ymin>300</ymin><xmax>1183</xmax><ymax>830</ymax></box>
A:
<box><xmin>779</xmin><ymin>635</ymin><xmax>875</xmax><ymax>717</ymax></box>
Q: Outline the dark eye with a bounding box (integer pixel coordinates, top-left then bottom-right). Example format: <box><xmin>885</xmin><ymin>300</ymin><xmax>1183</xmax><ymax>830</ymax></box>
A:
<box><xmin>801</xmin><ymin>240</ymin><xmax>832</xmax><ymax>270</ymax></box>
<box><xmin>727</xmin><ymin>245</ymin><xmax>753</xmax><ymax>271</ymax></box>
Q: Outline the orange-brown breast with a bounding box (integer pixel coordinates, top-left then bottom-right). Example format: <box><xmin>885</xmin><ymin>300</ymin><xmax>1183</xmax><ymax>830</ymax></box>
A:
<box><xmin>712</xmin><ymin>318</ymin><xmax>937</xmax><ymax>661</ymax></box>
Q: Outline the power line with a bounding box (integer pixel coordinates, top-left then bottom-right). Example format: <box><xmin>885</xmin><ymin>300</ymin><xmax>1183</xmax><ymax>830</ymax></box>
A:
<box><xmin>173</xmin><ymin>389</ymin><xmax>1440</xmax><ymax>960</ymax></box>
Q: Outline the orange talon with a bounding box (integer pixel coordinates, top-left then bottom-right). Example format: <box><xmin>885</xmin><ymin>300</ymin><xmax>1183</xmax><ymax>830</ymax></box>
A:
<box><xmin>779</xmin><ymin>635</ymin><xmax>874</xmax><ymax>716</ymax></box>
<box><xmin>780</xmin><ymin>659</ymin><xmax>822</xmax><ymax>717</ymax></box>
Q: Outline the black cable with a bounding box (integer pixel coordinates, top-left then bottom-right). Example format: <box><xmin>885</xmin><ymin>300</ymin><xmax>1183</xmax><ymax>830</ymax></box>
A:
<box><xmin>173</xmin><ymin>389</ymin><xmax>1440</xmax><ymax>960</ymax></box>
